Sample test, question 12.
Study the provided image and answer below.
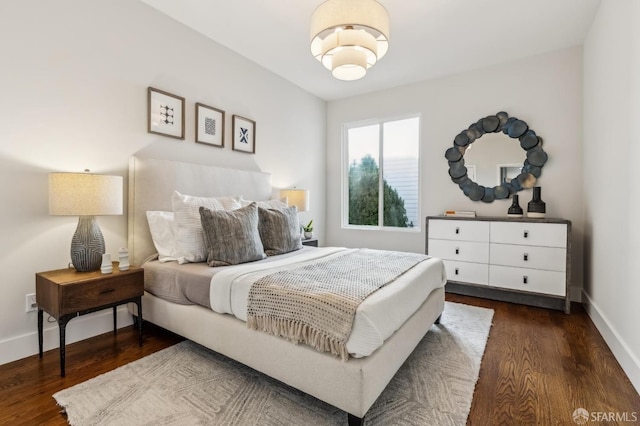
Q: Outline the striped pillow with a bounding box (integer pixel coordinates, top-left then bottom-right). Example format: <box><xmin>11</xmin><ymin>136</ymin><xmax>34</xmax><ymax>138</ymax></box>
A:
<box><xmin>172</xmin><ymin>190</ymin><xmax>241</xmax><ymax>264</ymax></box>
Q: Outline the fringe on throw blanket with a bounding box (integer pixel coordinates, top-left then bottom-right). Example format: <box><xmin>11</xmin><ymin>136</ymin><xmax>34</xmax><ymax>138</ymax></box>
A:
<box><xmin>247</xmin><ymin>315</ymin><xmax>350</xmax><ymax>361</ymax></box>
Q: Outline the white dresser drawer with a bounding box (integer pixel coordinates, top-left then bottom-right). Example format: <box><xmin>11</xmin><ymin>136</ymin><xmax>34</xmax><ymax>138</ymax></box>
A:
<box><xmin>443</xmin><ymin>260</ymin><xmax>489</xmax><ymax>285</ymax></box>
<box><xmin>490</xmin><ymin>243</ymin><xmax>566</xmax><ymax>272</ymax></box>
<box><xmin>428</xmin><ymin>239</ymin><xmax>489</xmax><ymax>263</ymax></box>
<box><xmin>490</xmin><ymin>222</ymin><xmax>567</xmax><ymax>248</ymax></box>
<box><xmin>428</xmin><ymin>219</ymin><xmax>490</xmax><ymax>242</ymax></box>
<box><xmin>489</xmin><ymin>265</ymin><xmax>565</xmax><ymax>296</ymax></box>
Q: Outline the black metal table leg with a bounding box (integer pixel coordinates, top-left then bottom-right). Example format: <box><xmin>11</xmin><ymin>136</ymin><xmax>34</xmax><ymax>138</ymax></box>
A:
<box><xmin>38</xmin><ymin>309</ymin><xmax>43</xmax><ymax>358</ymax></box>
<box><xmin>58</xmin><ymin>316</ymin><xmax>73</xmax><ymax>377</ymax></box>
<box><xmin>113</xmin><ymin>306</ymin><xmax>117</xmax><ymax>334</ymax></box>
<box><xmin>136</xmin><ymin>297</ymin><xmax>143</xmax><ymax>346</ymax></box>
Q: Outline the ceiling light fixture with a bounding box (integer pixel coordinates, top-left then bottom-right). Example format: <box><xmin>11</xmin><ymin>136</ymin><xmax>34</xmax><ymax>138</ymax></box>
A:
<box><xmin>310</xmin><ymin>0</ymin><xmax>389</xmax><ymax>81</ymax></box>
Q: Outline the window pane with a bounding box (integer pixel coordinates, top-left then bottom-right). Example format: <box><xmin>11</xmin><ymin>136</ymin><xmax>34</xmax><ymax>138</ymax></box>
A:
<box><xmin>348</xmin><ymin>125</ymin><xmax>380</xmax><ymax>226</ymax></box>
<box><xmin>382</xmin><ymin>117</ymin><xmax>419</xmax><ymax>228</ymax></box>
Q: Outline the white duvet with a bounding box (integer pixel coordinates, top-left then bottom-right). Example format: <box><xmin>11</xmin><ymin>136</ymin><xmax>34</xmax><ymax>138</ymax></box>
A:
<box><xmin>209</xmin><ymin>247</ymin><xmax>447</xmax><ymax>358</ymax></box>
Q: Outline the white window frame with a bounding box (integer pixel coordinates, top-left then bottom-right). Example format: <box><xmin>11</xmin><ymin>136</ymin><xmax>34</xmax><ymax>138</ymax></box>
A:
<box><xmin>341</xmin><ymin>114</ymin><xmax>421</xmax><ymax>232</ymax></box>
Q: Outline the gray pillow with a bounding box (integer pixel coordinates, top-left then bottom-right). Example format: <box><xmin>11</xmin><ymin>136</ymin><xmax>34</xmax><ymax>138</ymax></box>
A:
<box><xmin>258</xmin><ymin>206</ymin><xmax>303</xmax><ymax>256</ymax></box>
<box><xmin>199</xmin><ymin>203</ymin><xmax>266</xmax><ymax>267</ymax></box>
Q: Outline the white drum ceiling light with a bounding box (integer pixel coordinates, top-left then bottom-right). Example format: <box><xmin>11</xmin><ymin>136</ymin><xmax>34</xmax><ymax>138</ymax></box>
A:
<box><xmin>310</xmin><ymin>0</ymin><xmax>389</xmax><ymax>81</ymax></box>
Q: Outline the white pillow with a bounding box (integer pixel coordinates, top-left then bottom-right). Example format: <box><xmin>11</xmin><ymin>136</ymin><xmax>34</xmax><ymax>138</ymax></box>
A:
<box><xmin>172</xmin><ymin>190</ymin><xmax>242</xmax><ymax>264</ymax></box>
<box><xmin>240</xmin><ymin>196</ymin><xmax>288</xmax><ymax>210</ymax></box>
<box><xmin>145</xmin><ymin>211</ymin><xmax>178</xmax><ymax>263</ymax></box>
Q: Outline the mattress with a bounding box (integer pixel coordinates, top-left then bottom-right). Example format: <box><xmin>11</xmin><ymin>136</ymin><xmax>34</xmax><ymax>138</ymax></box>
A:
<box><xmin>143</xmin><ymin>247</ymin><xmax>446</xmax><ymax>357</ymax></box>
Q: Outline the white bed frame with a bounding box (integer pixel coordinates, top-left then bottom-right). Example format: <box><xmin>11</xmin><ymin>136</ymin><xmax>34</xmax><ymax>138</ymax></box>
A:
<box><xmin>127</xmin><ymin>156</ymin><xmax>445</xmax><ymax>424</ymax></box>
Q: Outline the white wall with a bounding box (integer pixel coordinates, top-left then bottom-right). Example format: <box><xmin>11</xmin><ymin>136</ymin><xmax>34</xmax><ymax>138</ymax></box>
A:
<box><xmin>0</xmin><ymin>0</ymin><xmax>326</xmax><ymax>365</ymax></box>
<box><xmin>583</xmin><ymin>0</ymin><xmax>640</xmax><ymax>393</ymax></box>
<box><xmin>326</xmin><ymin>47</ymin><xmax>584</xmax><ymax>300</ymax></box>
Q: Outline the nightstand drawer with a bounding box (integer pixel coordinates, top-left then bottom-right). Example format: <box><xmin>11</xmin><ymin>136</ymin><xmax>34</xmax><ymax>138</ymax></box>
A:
<box><xmin>61</xmin><ymin>272</ymin><xmax>143</xmax><ymax>314</ymax></box>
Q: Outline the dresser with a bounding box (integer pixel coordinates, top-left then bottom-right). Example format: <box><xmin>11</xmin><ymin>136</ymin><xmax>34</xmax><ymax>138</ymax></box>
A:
<box><xmin>426</xmin><ymin>216</ymin><xmax>571</xmax><ymax>313</ymax></box>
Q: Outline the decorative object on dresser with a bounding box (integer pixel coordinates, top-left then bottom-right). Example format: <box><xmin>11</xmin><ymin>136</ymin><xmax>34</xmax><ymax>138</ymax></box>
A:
<box><xmin>36</xmin><ymin>264</ymin><xmax>144</xmax><ymax>376</ymax></box>
<box><xmin>49</xmin><ymin>171</ymin><xmax>123</xmax><ymax>272</ymax></box>
<box><xmin>118</xmin><ymin>247</ymin><xmax>130</xmax><ymax>271</ymax></box>
<box><xmin>100</xmin><ymin>253</ymin><xmax>113</xmax><ymax>274</ymax></box>
<box><xmin>507</xmin><ymin>194</ymin><xmax>524</xmax><ymax>217</ymax></box>
<box><xmin>527</xmin><ymin>186</ymin><xmax>546</xmax><ymax>218</ymax></box>
<box><xmin>232</xmin><ymin>114</ymin><xmax>256</xmax><ymax>153</ymax></box>
<box><xmin>444</xmin><ymin>111</ymin><xmax>548</xmax><ymax>202</ymax></box>
<box><xmin>195</xmin><ymin>102</ymin><xmax>225</xmax><ymax>147</ymax></box>
<box><xmin>147</xmin><ymin>87</ymin><xmax>185</xmax><ymax>140</ymax></box>
<box><xmin>426</xmin><ymin>216</ymin><xmax>571</xmax><ymax>313</ymax></box>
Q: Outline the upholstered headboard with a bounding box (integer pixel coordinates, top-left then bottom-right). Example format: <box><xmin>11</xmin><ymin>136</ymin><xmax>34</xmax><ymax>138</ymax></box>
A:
<box><xmin>127</xmin><ymin>156</ymin><xmax>272</xmax><ymax>266</ymax></box>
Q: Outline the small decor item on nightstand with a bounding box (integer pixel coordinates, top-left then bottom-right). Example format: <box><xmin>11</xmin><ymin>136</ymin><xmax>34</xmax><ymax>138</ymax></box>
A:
<box><xmin>507</xmin><ymin>194</ymin><xmax>524</xmax><ymax>217</ymax></box>
<box><xmin>527</xmin><ymin>186</ymin><xmax>546</xmax><ymax>218</ymax></box>
<box><xmin>118</xmin><ymin>248</ymin><xmax>130</xmax><ymax>271</ymax></box>
<box><xmin>100</xmin><ymin>253</ymin><xmax>113</xmax><ymax>274</ymax></box>
<box><xmin>303</xmin><ymin>219</ymin><xmax>314</xmax><ymax>239</ymax></box>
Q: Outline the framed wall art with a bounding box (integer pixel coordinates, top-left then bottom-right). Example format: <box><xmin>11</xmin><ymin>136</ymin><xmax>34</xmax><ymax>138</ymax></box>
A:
<box><xmin>147</xmin><ymin>87</ymin><xmax>185</xmax><ymax>140</ymax></box>
<box><xmin>196</xmin><ymin>103</ymin><xmax>225</xmax><ymax>147</ymax></box>
<box><xmin>232</xmin><ymin>115</ymin><xmax>256</xmax><ymax>154</ymax></box>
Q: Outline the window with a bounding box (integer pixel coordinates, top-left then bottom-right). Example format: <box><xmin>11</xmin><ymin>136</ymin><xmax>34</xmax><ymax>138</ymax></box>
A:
<box><xmin>344</xmin><ymin>116</ymin><xmax>420</xmax><ymax>230</ymax></box>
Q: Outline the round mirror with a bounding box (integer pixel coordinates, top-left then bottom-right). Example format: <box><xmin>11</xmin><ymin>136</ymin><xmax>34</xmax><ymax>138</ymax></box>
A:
<box><xmin>445</xmin><ymin>112</ymin><xmax>548</xmax><ymax>202</ymax></box>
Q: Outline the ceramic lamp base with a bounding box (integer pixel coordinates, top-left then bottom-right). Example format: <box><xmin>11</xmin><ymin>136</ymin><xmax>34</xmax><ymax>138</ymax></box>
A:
<box><xmin>71</xmin><ymin>215</ymin><xmax>105</xmax><ymax>272</ymax></box>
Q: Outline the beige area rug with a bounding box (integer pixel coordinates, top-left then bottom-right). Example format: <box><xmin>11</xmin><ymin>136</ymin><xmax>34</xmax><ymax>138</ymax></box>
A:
<box><xmin>54</xmin><ymin>302</ymin><xmax>494</xmax><ymax>425</ymax></box>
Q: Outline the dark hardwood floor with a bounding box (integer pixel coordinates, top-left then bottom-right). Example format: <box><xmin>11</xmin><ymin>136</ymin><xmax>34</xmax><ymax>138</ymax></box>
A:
<box><xmin>0</xmin><ymin>295</ymin><xmax>638</xmax><ymax>425</ymax></box>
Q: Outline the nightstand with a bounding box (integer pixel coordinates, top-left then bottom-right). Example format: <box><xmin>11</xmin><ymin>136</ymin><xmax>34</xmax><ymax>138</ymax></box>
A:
<box><xmin>36</xmin><ymin>263</ymin><xmax>144</xmax><ymax>377</ymax></box>
<box><xmin>302</xmin><ymin>238</ymin><xmax>318</xmax><ymax>247</ymax></box>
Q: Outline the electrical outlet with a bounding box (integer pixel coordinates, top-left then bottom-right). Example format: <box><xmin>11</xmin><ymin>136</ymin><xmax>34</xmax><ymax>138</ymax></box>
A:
<box><xmin>25</xmin><ymin>293</ymin><xmax>37</xmax><ymax>313</ymax></box>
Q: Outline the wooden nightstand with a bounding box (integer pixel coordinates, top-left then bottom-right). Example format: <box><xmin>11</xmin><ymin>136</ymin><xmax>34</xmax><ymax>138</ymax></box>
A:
<box><xmin>302</xmin><ymin>238</ymin><xmax>318</xmax><ymax>247</ymax></box>
<box><xmin>36</xmin><ymin>263</ymin><xmax>144</xmax><ymax>377</ymax></box>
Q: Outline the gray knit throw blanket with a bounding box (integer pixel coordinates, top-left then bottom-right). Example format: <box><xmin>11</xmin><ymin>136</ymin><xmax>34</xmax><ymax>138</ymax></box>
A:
<box><xmin>247</xmin><ymin>249</ymin><xmax>429</xmax><ymax>360</ymax></box>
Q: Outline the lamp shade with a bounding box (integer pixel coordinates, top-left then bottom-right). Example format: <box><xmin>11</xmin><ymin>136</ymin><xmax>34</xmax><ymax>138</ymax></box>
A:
<box><xmin>280</xmin><ymin>189</ymin><xmax>309</xmax><ymax>212</ymax></box>
<box><xmin>49</xmin><ymin>172</ymin><xmax>123</xmax><ymax>216</ymax></box>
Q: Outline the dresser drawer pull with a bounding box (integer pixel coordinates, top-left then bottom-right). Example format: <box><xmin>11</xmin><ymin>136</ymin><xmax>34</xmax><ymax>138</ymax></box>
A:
<box><xmin>99</xmin><ymin>288</ymin><xmax>115</xmax><ymax>295</ymax></box>
<box><xmin>523</xmin><ymin>253</ymin><xmax>528</xmax><ymax>261</ymax></box>
<box><xmin>523</xmin><ymin>230</ymin><xmax>529</xmax><ymax>238</ymax></box>
<box><xmin>455</xmin><ymin>247</ymin><xmax>460</xmax><ymax>255</ymax></box>
<box><xmin>523</xmin><ymin>276</ymin><xmax>528</xmax><ymax>284</ymax></box>
<box><xmin>455</xmin><ymin>227</ymin><xmax>460</xmax><ymax>235</ymax></box>
<box><xmin>454</xmin><ymin>267</ymin><xmax>459</xmax><ymax>276</ymax></box>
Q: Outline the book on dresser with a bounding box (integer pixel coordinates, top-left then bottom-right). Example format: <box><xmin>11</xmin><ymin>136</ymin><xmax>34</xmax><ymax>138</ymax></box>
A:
<box><xmin>425</xmin><ymin>215</ymin><xmax>572</xmax><ymax>314</ymax></box>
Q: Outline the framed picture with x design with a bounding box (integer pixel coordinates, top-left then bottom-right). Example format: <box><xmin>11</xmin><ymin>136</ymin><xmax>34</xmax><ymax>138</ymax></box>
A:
<box><xmin>232</xmin><ymin>115</ymin><xmax>256</xmax><ymax>154</ymax></box>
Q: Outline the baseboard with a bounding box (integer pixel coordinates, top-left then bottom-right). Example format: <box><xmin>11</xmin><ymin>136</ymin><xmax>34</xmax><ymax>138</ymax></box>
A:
<box><xmin>0</xmin><ymin>307</ymin><xmax>134</xmax><ymax>366</ymax></box>
<box><xmin>582</xmin><ymin>290</ymin><xmax>640</xmax><ymax>394</ymax></box>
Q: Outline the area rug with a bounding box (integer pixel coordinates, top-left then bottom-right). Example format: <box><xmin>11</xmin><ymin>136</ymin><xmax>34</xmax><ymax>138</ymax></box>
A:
<box><xmin>54</xmin><ymin>302</ymin><xmax>494</xmax><ymax>425</ymax></box>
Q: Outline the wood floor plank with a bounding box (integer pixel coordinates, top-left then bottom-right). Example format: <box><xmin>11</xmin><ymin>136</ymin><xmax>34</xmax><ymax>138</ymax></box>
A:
<box><xmin>0</xmin><ymin>296</ymin><xmax>638</xmax><ymax>425</ymax></box>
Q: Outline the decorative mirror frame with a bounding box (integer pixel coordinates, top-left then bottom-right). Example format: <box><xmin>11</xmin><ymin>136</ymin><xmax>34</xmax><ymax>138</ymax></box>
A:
<box><xmin>445</xmin><ymin>111</ymin><xmax>548</xmax><ymax>202</ymax></box>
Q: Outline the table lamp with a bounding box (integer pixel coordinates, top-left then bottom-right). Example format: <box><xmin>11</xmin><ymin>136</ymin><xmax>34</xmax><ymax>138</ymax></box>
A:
<box><xmin>280</xmin><ymin>188</ymin><xmax>309</xmax><ymax>212</ymax></box>
<box><xmin>49</xmin><ymin>171</ymin><xmax>123</xmax><ymax>272</ymax></box>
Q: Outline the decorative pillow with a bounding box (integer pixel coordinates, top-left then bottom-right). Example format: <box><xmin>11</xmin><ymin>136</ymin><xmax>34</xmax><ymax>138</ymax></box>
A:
<box><xmin>199</xmin><ymin>203</ymin><xmax>266</xmax><ymax>267</ymax></box>
<box><xmin>258</xmin><ymin>206</ymin><xmax>303</xmax><ymax>256</ymax></box>
<box><xmin>172</xmin><ymin>190</ymin><xmax>242</xmax><ymax>264</ymax></box>
<box><xmin>145</xmin><ymin>211</ymin><xmax>178</xmax><ymax>263</ymax></box>
<box><xmin>240</xmin><ymin>196</ymin><xmax>288</xmax><ymax>210</ymax></box>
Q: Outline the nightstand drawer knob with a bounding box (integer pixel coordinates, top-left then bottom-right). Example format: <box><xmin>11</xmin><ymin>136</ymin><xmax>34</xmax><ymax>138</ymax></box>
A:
<box><xmin>99</xmin><ymin>288</ymin><xmax>115</xmax><ymax>295</ymax></box>
<box><xmin>455</xmin><ymin>227</ymin><xmax>460</xmax><ymax>235</ymax></box>
<box><xmin>454</xmin><ymin>267</ymin><xmax>459</xmax><ymax>275</ymax></box>
<box><xmin>455</xmin><ymin>247</ymin><xmax>460</xmax><ymax>255</ymax></box>
<box><xmin>523</xmin><ymin>253</ymin><xmax>528</xmax><ymax>261</ymax></box>
<box><xmin>523</xmin><ymin>275</ymin><xmax>528</xmax><ymax>284</ymax></box>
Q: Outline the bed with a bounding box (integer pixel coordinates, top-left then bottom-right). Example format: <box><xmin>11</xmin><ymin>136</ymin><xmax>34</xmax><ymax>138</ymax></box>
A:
<box><xmin>127</xmin><ymin>155</ymin><xmax>446</xmax><ymax>425</ymax></box>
